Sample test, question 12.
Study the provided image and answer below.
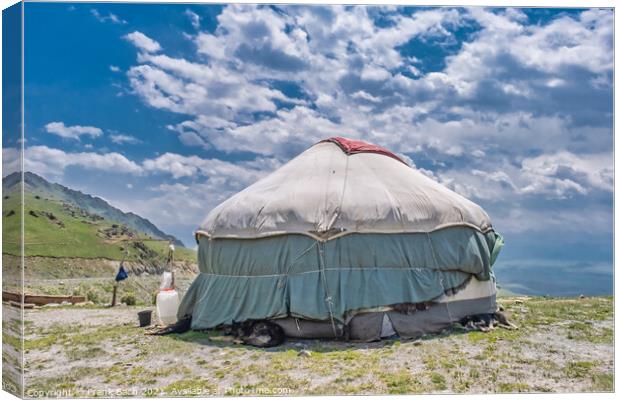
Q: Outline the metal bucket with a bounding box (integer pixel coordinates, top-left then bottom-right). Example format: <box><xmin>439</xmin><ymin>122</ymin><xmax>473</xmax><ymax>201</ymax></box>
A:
<box><xmin>138</xmin><ymin>310</ymin><xmax>152</xmax><ymax>327</ymax></box>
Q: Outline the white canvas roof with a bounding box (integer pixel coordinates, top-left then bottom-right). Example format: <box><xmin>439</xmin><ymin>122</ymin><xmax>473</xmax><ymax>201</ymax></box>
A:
<box><xmin>197</xmin><ymin>139</ymin><xmax>493</xmax><ymax>240</ymax></box>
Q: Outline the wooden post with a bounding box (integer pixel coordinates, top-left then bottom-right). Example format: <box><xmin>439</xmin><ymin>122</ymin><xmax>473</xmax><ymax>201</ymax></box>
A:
<box><xmin>168</xmin><ymin>243</ymin><xmax>175</xmax><ymax>289</ymax></box>
<box><xmin>112</xmin><ymin>247</ymin><xmax>128</xmax><ymax>307</ymax></box>
<box><xmin>111</xmin><ymin>283</ymin><xmax>118</xmax><ymax>307</ymax></box>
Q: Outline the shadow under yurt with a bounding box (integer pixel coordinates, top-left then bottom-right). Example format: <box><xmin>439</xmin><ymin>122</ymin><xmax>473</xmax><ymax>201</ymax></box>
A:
<box><xmin>176</xmin><ymin>137</ymin><xmax>504</xmax><ymax>345</ymax></box>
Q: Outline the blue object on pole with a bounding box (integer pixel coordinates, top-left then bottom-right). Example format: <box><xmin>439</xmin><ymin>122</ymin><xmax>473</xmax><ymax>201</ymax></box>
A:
<box><xmin>115</xmin><ymin>265</ymin><xmax>128</xmax><ymax>281</ymax></box>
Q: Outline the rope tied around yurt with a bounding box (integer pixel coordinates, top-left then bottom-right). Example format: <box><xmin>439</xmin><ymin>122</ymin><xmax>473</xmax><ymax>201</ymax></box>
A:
<box><xmin>426</xmin><ymin>232</ymin><xmax>455</xmax><ymax>324</ymax></box>
<box><xmin>317</xmin><ymin>241</ymin><xmax>339</xmax><ymax>338</ymax></box>
<box><xmin>284</xmin><ymin>241</ymin><xmax>320</xmax><ymax>276</ymax></box>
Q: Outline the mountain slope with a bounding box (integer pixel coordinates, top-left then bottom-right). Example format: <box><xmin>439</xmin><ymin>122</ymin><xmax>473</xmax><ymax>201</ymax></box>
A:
<box><xmin>3</xmin><ymin>172</ymin><xmax>184</xmax><ymax>247</ymax></box>
<box><xmin>2</xmin><ymin>172</ymin><xmax>194</xmax><ymax>262</ymax></box>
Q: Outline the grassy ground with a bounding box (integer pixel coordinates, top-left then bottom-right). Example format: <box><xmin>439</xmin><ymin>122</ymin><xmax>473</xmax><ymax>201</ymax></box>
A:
<box><xmin>20</xmin><ymin>275</ymin><xmax>196</xmax><ymax>307</ymax></box>
<box><xmin>2</xmin><ymin>193</ymin><xmax>196</xmax><ymax>262</ymax></box>
<box><xmin>2</xmin><ymin>296</ymin><xmax>613</xmax><ymax>397</ymax></box>
<box><xmin>2</xmin><ymin>253</ymin><xmax>198</xmax><ymax>307</ymax></box>
<box><xmin>2</xmin><ymin>305</ymin><xmax>22</xmax><ymax>397</ymax></box>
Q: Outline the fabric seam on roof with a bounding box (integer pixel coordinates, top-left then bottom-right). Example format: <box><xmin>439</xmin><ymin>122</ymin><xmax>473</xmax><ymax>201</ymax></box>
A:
<box><xmin>363</xmin><ymin>155</ymin><xmax>407</xmax><ymax>231</ymax></box>
<box><xmin>194</xmin><ymin>222</ymin><xmax>494</xmax><ymax>241</ymax></box>
<box><xmin>328</xmin><ymin>154</ymin><xmax>349</xmax><ymax>232</ymax></box>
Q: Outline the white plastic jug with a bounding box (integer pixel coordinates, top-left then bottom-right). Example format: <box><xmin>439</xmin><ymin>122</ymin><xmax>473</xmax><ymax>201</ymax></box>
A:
<box><xmin>156</xmin><ymin>289</ymin><xmax>180</xmax><ymax>325</ymax></box>
<box><xmin>160</xmin><ymin>271</ymin><xmax>173</xmax><ymax>290</ymax></box>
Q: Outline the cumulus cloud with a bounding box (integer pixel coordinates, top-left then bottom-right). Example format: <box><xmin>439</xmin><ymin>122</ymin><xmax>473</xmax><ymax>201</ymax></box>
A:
<box><xmin>124</xmin><ymin>6</ymin><xmax>611</xmax><ymax>165</ymax></box>
<box><xmin>115</xmin><ymin>6</ymin><xmax>613</xmax><ymax>242</ymax></box>
<box><xmin>2</xmin><ymin>147</ymin><xmax>21</xmax><ymax>177</ymax></box>
<box><xmin>434</xmin><ymin>149</ymin><xmax>612</xmax><ymax>202</ymax></box>
<box><xmin>22</xmin><ymin>145</ymin><xmax>142</xmax><ymax>179</ymax></box>
<box><xmin>124</xmin><ymin>31</ymin><xmax>162</xmax><ymax>53</ymax></box>
<box><xmin>520</xmin><ymin>151</ymin><xmax>613</xmax><ymax>198</ymax></box>
<box><xmin>16</xmin><ymin>145</ymin><xmax>278</xmax><ymax>190</ymax></box>
<box><xmin>13</xmin><ymin>144</ymin><xmax>280</xmax><ymax>240</ymax></box>
<box><xmin>117</xmin><ymin>180</ymin><xmax>236</xmax><ymax>237</ymax></box>
<box><xmin>168</xmin><ymin>106</ymin><xmax>357</xmax><ymax>158</ymax></box>
<box><xmin>45</xmin><ymin>122</ymin><xmax>103</xmax><ymax>140</ymax></box>
<box><xmin>110</xmin><ymin>133</ymin><xmax>140</xmax><ymax>145</ymax></box>
<box><xmin>125</xmin><ymin>155</ymin><xmax>280</xmax><ymax>233</ymax></box>
<box><xmin>126</xmin><ymin>52</ymin><xmax>295</xmax><ymax>122</ymax></box>
<box><xmin>142</xmin><ymin>152</ymin><xmax>277</xmax><ymax>183</ymax></box>
<box><xmin>125</xmin><ymin>6</ymin><xmax>471</xmax><ymax>156</ymax></box>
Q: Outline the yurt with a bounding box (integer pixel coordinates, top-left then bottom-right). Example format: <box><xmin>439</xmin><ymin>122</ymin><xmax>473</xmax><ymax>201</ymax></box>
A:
<box><xmin>178</xmin><ymin>137</ymin><xmax>503</xmax><ymax>341</ymax></box>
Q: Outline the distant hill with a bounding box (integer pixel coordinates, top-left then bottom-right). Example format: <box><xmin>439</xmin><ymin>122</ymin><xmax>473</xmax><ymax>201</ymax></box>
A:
<box><xmin>2</xmin><ymin>172</ymin><xmax>194</xmax><ymax>263</ymax></box>
<box><xmin>3</xmin><ymin>172</ymin><xmax>184</xmax><ymax>247</ymax></box>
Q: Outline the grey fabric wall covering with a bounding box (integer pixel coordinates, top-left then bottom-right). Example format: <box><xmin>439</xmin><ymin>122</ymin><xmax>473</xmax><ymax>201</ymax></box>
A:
<box><xmin>271</xmin><ymin>295</ymin><xmax>497</xmax><ymax>341</ymax></box>
<box><xmin>387</xmin><ymin>296</ymin><xmax>497</xmax><ymax>340</ymax></box>
<box><xmin>178</xmin><ymin>226</ymin><xmax>501</xmax><ymax>330</ymax></box>
<box><xmin>347</xmin><ymin>312</ymin><xmax>385</xmax><ymax>341</ymax></box>
<box><xmin>272</xmin><ymin>318</ymin><xmax>345</xmax><ymax>339</ymax></box>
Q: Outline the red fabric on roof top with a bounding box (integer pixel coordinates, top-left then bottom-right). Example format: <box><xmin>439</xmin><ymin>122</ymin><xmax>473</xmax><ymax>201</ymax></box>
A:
<box><xmin>318</xmin><ymin>137</ymin><xmax>408</xmax><ymax>165</ymax></box>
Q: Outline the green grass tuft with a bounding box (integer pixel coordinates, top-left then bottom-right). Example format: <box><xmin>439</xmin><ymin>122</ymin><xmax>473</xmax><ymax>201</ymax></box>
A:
<box><xmin>590</xmin><ymin>372</ymin><xmax>613</xmax><ymax>392</ymax></box>
<box><xmin>564</xmin><ymin>361</ymin><xmax>597</xmax><ymax>379</ymax></box>
<box><xmin>497</xmin><ymin>382</ymin><xmax>531</xmax><ymax>393</ymax></box>
<box><xmin>430</xmin><ymin>372</ymin><xmax>447</xmax><ymax>390</ymax></box>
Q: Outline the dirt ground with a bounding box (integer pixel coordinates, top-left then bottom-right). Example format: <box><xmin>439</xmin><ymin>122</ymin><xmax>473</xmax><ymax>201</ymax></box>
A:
<box><xmin>2</xmin><ymin>296</ymin><xmax>614</xmax><ymax>397</ymax></box>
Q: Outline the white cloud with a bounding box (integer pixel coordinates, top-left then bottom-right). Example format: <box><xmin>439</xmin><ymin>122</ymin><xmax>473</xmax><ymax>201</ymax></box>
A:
<box><xmin>14</xmin><ymin>144</ymin><xmax>283</xmax><ymax>210</ymax></box>
<box><xmin>2</xmin><ymin>147</ymin><xmax>21</xmax><ymax>177</ymax></box>
<box><xmin>434</xmin><ymin>149</ymin><xmax>612</xmax><ymax>202</ymax></box>
<box><xmin>107</xmin><ymin>153</ymin><xmax>281</xmax><ymax>236</ymax></box>
<box><xmin>142</xmin><ymin>152</ymin><xmax>277</xmax><ymax>183</ymax></box>
<box><xmin>472</xmin><ymin>169</ymin><xmax>518</xmax><ymax>191</ymax></box>
<box><xmin>23</xmin><ymin>145</ymin><xmax>143</xmax><ymax>179</ymax></box>
<box><xmin>119</xmin><ymin>6</ymin><xmax>612</xmax><ymax>156</ymax></box>
<box><xmin>110</xmin><ymin>134</ymin><xmax>140</xmax><ymax>145</ymax></box>
<box><xmin>109</xmin><ymin>65</ymin><xmax>121</xmax><ymax>72</ymax></box>
<box><xmin>189</xmin><ymin>106</ymin><xmax>357</xmax><ymax>158</ymax></box>
<box><xmin>136</xmin><ymin>7</ymin><xmax>607</xmax><ymax>162</ymax></box>
<box><xmin>185</xmin><ymin>9</ymin><xmax>201</xmax><ymax>29</ymax></box>
<box><xmin>438</xmin><ymin>8</ymin><xmax>613</xmax><ymax>97</ymax></box>
<box><xmin>118</xmin><ymin>6</ymin><xmax>612</xmax><ymax>240</ymax></box>
<box><xmin>125</xmin><ymin>6</ymin><xmax>475</xmax><ymax>157</ymax></box>
<box><xmin>520</xmin><ymin>151</ymin><xmax>613</xmax><ymax>197</ymax></box>
<box><xmin>45</xmin><ymin>122</ymin><xmax>103</xmax><ymax>140</ymax></box>
<box><xmin>90</xmin><ymin>9</ymin><xmax>127</xmax><ymax>25</ymax></box>
<box><xmin>117</xmin><ymin>180</ymin><xmax>231</xmax><ymax>235</ymax></box>
<box><xmin>15</xmin><ymin>144</ymin><xmax>280</xmax><ymax>186</ymax></box>
<box><xmin>511</xmin><ymin>9</ymin><xmax>612</xmax><ymax>74</ymax></box>
<box><xmin>434</xmin><ymin>169</ymin><xmax>512</xmax><ymax>202</ymax></box>
<box><xmin>124</xmin><ymin>31</ymin><xmax>162</xmax><ymax>53</ymax></box>
<box><xmin>128</xmin><ymin>52</ymin><xmax>294</xmax><ymax>116</ymax></box>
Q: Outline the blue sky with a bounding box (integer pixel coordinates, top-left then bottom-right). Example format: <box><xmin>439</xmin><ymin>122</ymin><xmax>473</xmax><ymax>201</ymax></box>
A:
<box><xmin>3</xmin><ymin>4</ymin><xmax>613</xmax><ymax>294</ymax></box>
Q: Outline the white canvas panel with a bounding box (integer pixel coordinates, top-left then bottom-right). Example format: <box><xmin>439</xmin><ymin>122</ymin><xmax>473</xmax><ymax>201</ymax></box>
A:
<box><xmin>199</xmin><ymin>141</ymin><xmax>493</xmax><ymax>240</ymax></box>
